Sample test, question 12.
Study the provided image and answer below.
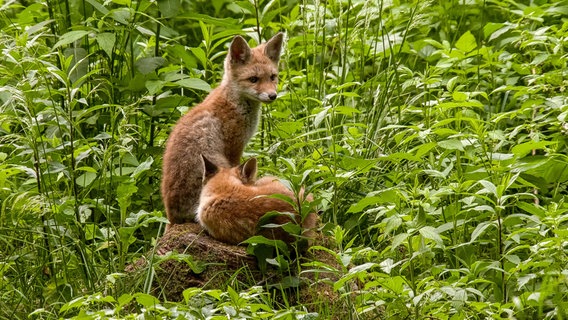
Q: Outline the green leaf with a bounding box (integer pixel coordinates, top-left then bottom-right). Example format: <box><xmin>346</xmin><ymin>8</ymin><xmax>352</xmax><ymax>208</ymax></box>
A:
<box><xmin>26</xmin><ymin>20</ymin><xmax>54</xmax><ymax>36</ymax></box>
<box><xmin>527</xmin><ymin>157</ymin><xmax>568</xmax><ymax>183</ymax></box>
<box><xmin>438</xmin><ymin>139</ymin><xmax>464</xmax><ymax>151</ymax></box>
<box><xmin>335</xmin><ymin>105</ymin><xmax>361</xmax><ymax>116</ymax></box>
<box><xmin>227</xmin><ymin>1</ymin><xmax>254</xmax><ymax>14</ymax></box>
<box><xmin>117</xmin><ymin>294</ymin><xmax>133</xmax><ymax>307</ymax></box>
<box><xmin>518</xmin><ymin>274</ymin><xmax>537</xmax><ymax>289</ymax></box>
<box><xmin>96</xmin><ymin>32</ymin><xmax>116</xmax><ymax>58</ymax></box>
<box><xmin>181</xmin><ymin>12</ymin><xmax>240</xmax><ymax>28</ymax></box>
<box><xmin>347</xmin><ymin>195</ymin><xmax>384</xmax><ymax>213</ymax></box>
<box><xmin>110</xmin><ymin>8</ymin><xmax>132</xmax><ymax>25</ymax></box>
<box><xmin>419</xmin><ymin>226</ymin><xmax>444</xmax><ymax>247</ymax></box>
<box><xmin>340</xmin><ymin>156</ymin><xmax>377</xmax><ymax>172</ymax></box>
<box><xmin>125</xmin><ymin>210</ymin><xmax>150</xmax><ymax>226</ymax></box>
<box><xmin>133</xmin><ymin>293</ymin><xmax>160</xmax><ymax>308</ymax></box>
<box><xmin>158</xmin><ymin>0</ymin><xmax>180</xmax><ymax>18</ymax></box>
<box><xmin>111</xmin><ymin>0</ymin><xmax>131</xmax><ymax>6</ymax></box>
<box><xmin>223</xmin><ymin>306</ymin><xmax>237</xmax><ymax>316</ymax></box>
<box><xmin>243</xmin><ymin>235</ymin><xmax>284</xmax><ymax>247</ymax></box>
<box><xmin>243</xmin><ymin>235</ymin><xmax>289</xmax><ymax>257</ymax></box>
<box><xmin>85</xmin><ymin>0</ymin><xmax>109</xmax><ymax>14</ymax></box>
<box><xmin>490</xmin><ymin>153</ymin><xmax>514</xmax><ymax>161</ymax></box>
<box><xmin>155</xmin><ymin>94</ymin><xmax>190</xmax><ymax>110</ymax></box>
<box><xmin>258</xmin><ymin>211</ymin><xmax>287</xmax><ymax>228</ymax></box>
<box><xmin>483</xmin><ymin>22</ymin><xmax>503</xmax><ymax>39</ymax></box>
<box><xmin>511</xmin><ymin>141</ymin><xmax>554</xmax><ymax>158</ymax></box>
<box><xmin>470</xmin><ymin>221</ymin><xmax>496</xmax><ymax>243</ymax></box>
<box><xmin>278</xmin><ymin>276</ymin><xmax>300</xmax><ymax>289</ymax></box>
<box><xmin>271</xmin><ymin>121</ymin><xmax>304</xmax><ymax>139</ymax></box>
<box><xmin>333</xmin><ymin>262</ymin><xmax>376</xmax><ymax>291</ymax></box>
<box><xmin>145</xmin><ymin>80</ymin><xmax>164</xmax><ymax>95</ymax></box>
<box><xmin>175</xmin><ymin>78</ymin><xmax>212</xmax><ymax>92</ymax></box>
<box><xmin>266</xmin><ymin>254</ymin><xmax>289</xmax><ymax>270</ymax></box>
<box><xmin>516</xmin><ymin>202</ymin><xmax>546</xmax><ymax>218</ymax></box>
<box><xmin>135</xmin><ymin>57</ymin><xmax>166</xmax><ymax>75</ymax></box>
<box><xmin>436</xmin><ymin>101</ymin><xmax>484</xmax><ymax>109</ymax></box>
<box><xmin>380</xmin><ymin>152</ymin><xmax>420</xmax><ymax>162</ymax></box>
<box><xmin>384</xmin><ymin>215</ymin><xmax>402</xmax><ymax>234</ymax></box>
<box><xmin>531</xmin><ymin>53</ymin><xmax>548</xmax><ymax>66</ymax></box>
<box><xmin>132</xmin><ymin>156</ymin><xmax>153</xmax><ymax>179</ymax></box>
<box><xmin>487</xmin><ymin>23</ymin><xmax>515</xmax><ymax>42</ymax></box>
<box><xmin>59</xmin><ymin>296</ymin><xmax>86</xmax><ymax>312</ymax></box>
<box><xmin>84</xmin><ymin>224</ymin><xmax>97</xmax><ymax>240</ymax></box>
<box><xmin>379</xmin><ymin>258</ymin><xmax>399</xmax><ymax>274</ymax></box>
<box><xmin>455</xmin><ymin>31</ymin><xmax>477</xmax><ymax>53</ymax></box>
<box><xmin>118</xmin><ymin>226</ymin><xmax>136</xmax><ymax>246</ymax></box>
<box><xmin>414</xmin><ymin>141</ymin><xmax>437</xmax><ymax>157</ymax></box>
<box><xmin>53</xmin><ymin>30</ymin><xmax>90</xmax><ymax>49</ymax></box>
<box><xmin>280</xmin><ymin>222</ymin><xmax>302</xmax><ymax>235</ymax></box>
<box><xmin>189</xmin><ymin>47</ymin><xmax>208</xmax><ymax>67</ymax></box>
<box><xmin>313</xmin><ymin>106</ymin><xmax>330</xmax><ymax>127</ymax></box>
<box><xmin>340</xmin><ymin>253</ymin><xmax>352</xmax><ymax>267</ymax></box>
<box><xmin>76</xmin><ymin>171</ymin><xmax>97</xmax><ymax>187</ymax></box>
<box><xmin>182</xmin><ymin>288</ymin><xmax>202</xmax><ymax>303</ymax></box>
<box><xmin>478</xmin><ymin>179</ymin><xmax>498</xmax><ymax>197</ymax></box>
<box><xmin>391</xmin><ymin>232</ymin><xmax>409</xmax><ymax>250</ymax></box>
<box><xmin>117</xmin><ymin>181</ymin><xmax>138</xmax><ymax>214</ymax></box>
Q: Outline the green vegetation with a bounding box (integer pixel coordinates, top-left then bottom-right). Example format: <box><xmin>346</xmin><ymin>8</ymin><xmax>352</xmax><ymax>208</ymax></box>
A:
<box><xmin>1</xmin><ymin>0</ymin><xmax>568</xmax><ymax>318</ymax></box>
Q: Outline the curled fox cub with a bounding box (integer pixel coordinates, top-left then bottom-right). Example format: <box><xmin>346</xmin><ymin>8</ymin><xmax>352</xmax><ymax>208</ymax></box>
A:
<box><xmin>197</xmin><ymin>156</ymin><xmax>318</xmax><ymax>245</ymax></box>
<box><xmin>161</xmin><ymin>33</ymin><xmax>284</xmax><ymax>226</ymax></box>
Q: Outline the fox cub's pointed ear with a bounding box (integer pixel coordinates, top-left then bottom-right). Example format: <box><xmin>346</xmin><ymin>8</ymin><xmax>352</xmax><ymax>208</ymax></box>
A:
<box><xmin>201</xmin><ymin>155</ymin><xmax>219</xmax><ymax>183</ymax></box>
<box><xmin>264</xmin><ymin>32</ymin><xmax>284</xmax><ymax>63</ymax></box>
<box><xmin>229</xmin><ymin>35</ymin><xmax>252</xmax><ymax>64</ymax></box>
<box><xmin>239</xmin><ymin>158</ymin><xmax>257</xmax><ymax>184</ymax></box>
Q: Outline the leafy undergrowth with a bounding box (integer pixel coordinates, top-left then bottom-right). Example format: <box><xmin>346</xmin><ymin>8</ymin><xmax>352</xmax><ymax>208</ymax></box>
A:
<box><xmin>1</xmin><ymin>0</ymin><xmax>568</xmax><ymax>319</ymax></box>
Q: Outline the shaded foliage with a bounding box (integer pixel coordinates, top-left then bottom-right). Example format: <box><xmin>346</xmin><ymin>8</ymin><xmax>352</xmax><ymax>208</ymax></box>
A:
<box><xmin>1</xmin><ymin>0</ymin><xmax>568</xmax><ymax>318</ymax></box>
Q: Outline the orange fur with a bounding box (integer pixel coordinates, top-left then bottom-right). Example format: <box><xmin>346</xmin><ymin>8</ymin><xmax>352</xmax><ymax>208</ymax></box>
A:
<box><xmin>161</xmin><ymin>33</ymin><xmax>284</xmax><ymax>226</ymax></box>
<box><xmin>197</xmin><ymin>157</ymin><xmax>318</xmax><ymax>245</ymax></box>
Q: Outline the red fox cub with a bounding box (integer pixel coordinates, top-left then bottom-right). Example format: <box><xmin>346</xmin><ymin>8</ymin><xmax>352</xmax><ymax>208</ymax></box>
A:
<box><xmin>161</xmin><ymin>33</ymin><xmax>284</xmax><ymax>226</ymax></box>
<box><xmin>197</xmin><ymin>156</ymin><xmax>318</xmax><ymax>245</ymax></box>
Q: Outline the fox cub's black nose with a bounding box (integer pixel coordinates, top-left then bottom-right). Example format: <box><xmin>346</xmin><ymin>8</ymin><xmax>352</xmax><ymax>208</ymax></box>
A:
<box><xmin>269</xmin><ymin>93</ymin><xmax>277</xmax><ymax>100</ymax></box>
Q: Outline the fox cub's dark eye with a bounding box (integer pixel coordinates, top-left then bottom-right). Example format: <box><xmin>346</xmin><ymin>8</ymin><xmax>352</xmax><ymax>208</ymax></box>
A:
<box><xmin>270</xmin><ymin>74</ymin><xmax>277</xmax><ymax>81</ymax></box>
<box><xmin>248</xmin><ymin>76</ymin><xmax>259</xmax><ymax>83</ymax></box>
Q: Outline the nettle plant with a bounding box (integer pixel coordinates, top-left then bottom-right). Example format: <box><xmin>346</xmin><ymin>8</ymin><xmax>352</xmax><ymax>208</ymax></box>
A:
<box><xmin>330</xmin><ymin>1</ymin><xmax>568</xmax><ymax>319</ymax></box>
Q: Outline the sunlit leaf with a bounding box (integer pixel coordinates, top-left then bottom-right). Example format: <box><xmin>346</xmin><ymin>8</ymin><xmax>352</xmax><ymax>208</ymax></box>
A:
<box><xmin>76</xmin><ymin>171</ymin><xmax>97</xmax><ymax>187</ymax></box>
<box><xmin>511</xmin><ymin>141</ymin><xmax>555</xmax><ymax>158</ymax></box>
<box><xmin>175</xmin><ymin>78</ymin><xmax>212</xmax><ymax>92</ymax></box>
<box><xmin>470</xmin><ymin>221</ymin><xmax>496</xmax><ymax>243</ymax></box>
<box><xmin>133</xmin><ymin>293</ymin><xmax>160</xmax><ymax>308</ymax></box>
<box><xmin>53</xmin><ymin>30</ymin><xmax>90</xmax><ymax>49</ymax></box>
<box><xmin>419</xmin><ymin>226</ymin><xmax>444</xmax><ymax>247</ymax></box>
<box><xmin>438</xmin><ymin>139</ymin><xmax>464</xmax><ymax>151</ymax></box>
<box><xmin>132</xmin><ymin>157</ymin><xmax>153</xmax><ymax>179</ymax></box>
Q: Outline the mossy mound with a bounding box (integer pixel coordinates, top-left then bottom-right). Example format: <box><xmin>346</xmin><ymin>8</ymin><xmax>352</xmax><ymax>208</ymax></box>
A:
<box><xmin>128</xmin><ymin>223</ymin><xmax>341</xmax><ymax>310</ymax></box>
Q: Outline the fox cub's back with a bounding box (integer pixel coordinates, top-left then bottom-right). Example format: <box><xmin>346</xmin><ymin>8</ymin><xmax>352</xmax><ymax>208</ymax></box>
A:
<box><xmin>197</xmin><ymin>156</ymin><xmax>318</xmax><ymax>245</ymax></box>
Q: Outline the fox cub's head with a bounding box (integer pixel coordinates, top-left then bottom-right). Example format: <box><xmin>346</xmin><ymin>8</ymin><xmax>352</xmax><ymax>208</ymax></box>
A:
<box><xmin>222</xmin><ymin>33</ymin><xmax>284</xmax><ymax>103</ymax></box>
<box><xmin>201</xmin><ymin>155</ymin><xmax>258</xmax><ymax>187</ymax></box>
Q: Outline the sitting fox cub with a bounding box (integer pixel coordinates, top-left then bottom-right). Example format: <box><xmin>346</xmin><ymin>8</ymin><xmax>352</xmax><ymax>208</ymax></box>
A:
<box><xmin>161</xmin><ymin>33</ymin><xmax>284</xmax><ymax>226</ymax></box>
<box><xmin>197</xmin><ymin>156</ymin><xmax>318</xmax><ymax>245</ymax></box>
